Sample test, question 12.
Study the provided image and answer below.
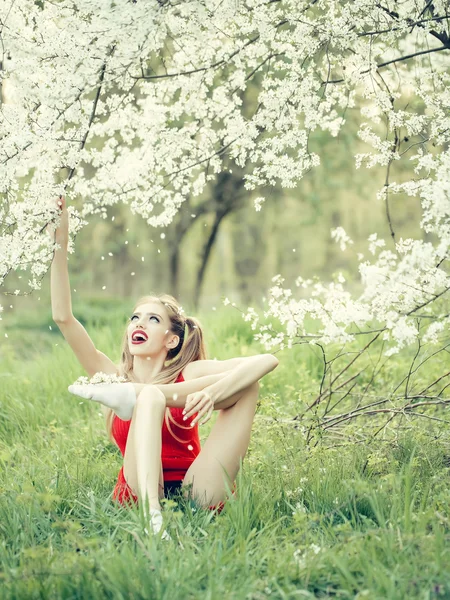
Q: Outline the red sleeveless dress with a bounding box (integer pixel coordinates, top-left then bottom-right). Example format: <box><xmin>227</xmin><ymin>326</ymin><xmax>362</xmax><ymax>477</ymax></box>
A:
<box><xmin>112</xmin><ymin>371</ymin><xmax>200</xmax><ymax>496</ymax></box>
<box><xmin>112</xmin><ymin>370</ymin><xmax>235</xmax><ymax>513</ymax></box>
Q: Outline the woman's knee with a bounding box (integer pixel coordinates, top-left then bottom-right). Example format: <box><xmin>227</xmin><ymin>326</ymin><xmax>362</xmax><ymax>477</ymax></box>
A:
<box><xmin>136</xmin><ymin>385</ymin><xmax>166</xmax><ymax>408</ymax></box>
<box><xmin>243</xmin><ymin>380</ymin><xmax>260</xmax><ymax>406</ymax></box>
<box><xmin>245</xmin><ymin>380</ymin><xmax>260</xmax><ymax>399</ymax></box>
<box><xmin>251</xmin><ymin>380</ymin><xmax>260</xmax><ymax>394</ymax></box>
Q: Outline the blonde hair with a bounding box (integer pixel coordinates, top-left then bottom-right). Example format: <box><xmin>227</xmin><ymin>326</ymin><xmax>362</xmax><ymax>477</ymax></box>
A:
<box><xmin>105</xmin><ymin>293</ymin><xmax>207</xmax><ymax>442</ymax></box>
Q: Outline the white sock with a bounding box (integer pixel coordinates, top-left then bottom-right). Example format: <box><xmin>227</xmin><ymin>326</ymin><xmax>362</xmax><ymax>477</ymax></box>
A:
<box><xmin>68</xmin><ymin>382</ymin><xmax>136</xmax><ymax>421</ymax></box>
<box><xmin>144</xmin><ymin>508</ymin><xmax>171</xmax><ymax>541</ymax></box>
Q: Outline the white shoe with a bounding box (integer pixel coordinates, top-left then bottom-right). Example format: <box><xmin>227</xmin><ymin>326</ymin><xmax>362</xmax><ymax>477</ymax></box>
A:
<box><xmin>144</xmin><ymin>509</ymin><xmax>172</xmax><ymax>541</ymax></box>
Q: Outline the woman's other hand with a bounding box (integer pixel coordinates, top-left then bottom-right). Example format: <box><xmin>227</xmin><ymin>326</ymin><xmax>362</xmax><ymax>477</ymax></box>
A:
<box><xmin>182</xmin><ymin>389</ymin><xmax>217</xmax><ymax>426</ymax></box>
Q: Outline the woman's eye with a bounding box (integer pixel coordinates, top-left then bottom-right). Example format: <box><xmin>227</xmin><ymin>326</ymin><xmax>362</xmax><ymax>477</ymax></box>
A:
<box><xmin>130</xmin><ymin>315</ymin><xmax>159</xmax><ymax>322</ymax></box>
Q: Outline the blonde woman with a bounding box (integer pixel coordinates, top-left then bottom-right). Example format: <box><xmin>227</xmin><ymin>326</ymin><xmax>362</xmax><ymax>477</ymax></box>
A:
<box><xmin>49</xmin><ymin>196</ymin><xmax>279</xmax><ymax>539</ymax></box>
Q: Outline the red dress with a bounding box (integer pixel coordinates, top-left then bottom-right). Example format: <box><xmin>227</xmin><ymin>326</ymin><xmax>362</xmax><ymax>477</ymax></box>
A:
<box><xmin>112</xmin><ymin>370</ymin><xmax>232</xmax><ymax>512</ymax></box>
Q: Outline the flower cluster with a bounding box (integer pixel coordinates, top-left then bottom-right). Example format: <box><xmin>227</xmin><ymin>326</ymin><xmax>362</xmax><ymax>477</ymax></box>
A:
<box><xmin>72</xmin><ymin>372</ymin><xmax>127</xmax><ymax>386</ymax></box>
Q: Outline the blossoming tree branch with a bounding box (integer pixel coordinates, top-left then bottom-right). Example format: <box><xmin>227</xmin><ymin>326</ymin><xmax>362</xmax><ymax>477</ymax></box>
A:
<box><xmin>1</xmin><ymin>0</ymin><xmax>449</xmax><ymax>440</ymax></box>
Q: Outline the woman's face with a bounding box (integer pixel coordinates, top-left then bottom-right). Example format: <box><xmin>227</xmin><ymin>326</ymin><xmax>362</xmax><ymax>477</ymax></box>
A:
<box><xmin>127</xmin><ymin>301</ymin><xmax>178</xmax><ymax>357</ymax></box>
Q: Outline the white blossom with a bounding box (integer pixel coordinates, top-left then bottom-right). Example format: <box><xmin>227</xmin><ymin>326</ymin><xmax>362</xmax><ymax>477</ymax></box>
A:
<box><xmin>253</xmin><ymin>197</ymin><xmax>266</xmax><ymax>212</ymax></box>
<box><xmin>331</xmin><ymin>227</ymin><xmax>354</xmax><ymax>251</ymax></box>
<box><xmin>1</xmin><ymin>0</ymin><xmax>449</xmax><ymax>363</ymax></box>
<box><xmin>422</xmin><ymin>320</ymin><xmax>446</xmax><ymax>345</ymax></box>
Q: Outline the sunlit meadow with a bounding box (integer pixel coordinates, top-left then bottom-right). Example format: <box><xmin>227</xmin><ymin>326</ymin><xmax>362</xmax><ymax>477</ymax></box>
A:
<box><xmin>1</xmin><ymin>302</ymin><xmax>449</xmax><ymax>599</ymax></box>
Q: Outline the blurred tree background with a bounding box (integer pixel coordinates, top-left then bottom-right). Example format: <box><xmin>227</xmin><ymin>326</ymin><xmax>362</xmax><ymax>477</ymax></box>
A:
<box><xmin>2</xmin><ymin>80</ymin><xmax>422</xmax><ymax>321</ymax></box>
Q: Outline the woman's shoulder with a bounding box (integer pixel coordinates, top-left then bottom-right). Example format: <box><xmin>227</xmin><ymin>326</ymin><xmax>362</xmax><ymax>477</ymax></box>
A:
<box><xmin>179</xmin><ymin>361</ymin><xmax>200</xmax><ymax>381</ymax></box>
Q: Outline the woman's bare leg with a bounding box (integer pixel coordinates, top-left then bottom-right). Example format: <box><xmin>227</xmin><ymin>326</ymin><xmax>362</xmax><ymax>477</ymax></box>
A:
<box><xmin>122</xmin><ymin>385</ymin><xmax>167</xmax><ymax>512</ymax></box>
<box><xmin>181</xmin><ymin>381</ymin><xmax>260</xmax><ymax>508</ymax></box>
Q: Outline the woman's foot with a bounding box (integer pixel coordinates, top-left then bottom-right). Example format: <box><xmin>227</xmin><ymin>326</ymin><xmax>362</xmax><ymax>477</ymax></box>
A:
<box><xmin>68</xmin><ymin>382</ymin><xmax>136</xmax><ymax>420</ymax></box>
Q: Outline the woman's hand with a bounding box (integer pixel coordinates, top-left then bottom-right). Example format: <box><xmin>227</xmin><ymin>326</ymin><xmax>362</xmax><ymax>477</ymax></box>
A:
<box><xmin>46</xmin><ymin>195</ymin><xmax>69</xmax><ymax>246</ymax></box>
<box><xmin>182</xmin><ymin>388</ymin><xmax>217</xmax><ymax>426</ymax></box>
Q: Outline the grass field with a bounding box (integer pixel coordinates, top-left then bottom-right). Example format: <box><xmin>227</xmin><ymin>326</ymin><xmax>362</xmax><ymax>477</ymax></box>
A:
<box><xmin>1</xmin><ymin>300</ymin><xmax>449</xmax><ymax>599</ymax></box>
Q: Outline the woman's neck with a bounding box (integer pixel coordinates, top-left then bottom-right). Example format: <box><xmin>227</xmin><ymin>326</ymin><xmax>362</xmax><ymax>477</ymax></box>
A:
<box><xmin>131</xmin><ymin>354</ymin><xmax>166</xmax><ymax>383</ymax></box>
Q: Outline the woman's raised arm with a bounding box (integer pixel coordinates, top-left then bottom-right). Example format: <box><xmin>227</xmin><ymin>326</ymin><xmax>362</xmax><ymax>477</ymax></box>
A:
<box><xmin>49</xmin><ymin>196</ymin><xmax>116</xmax><ymax>378</ymax></box>
<box><xmin>49</xmin><ymin>195</ymin><xmax>72</xmax><ymax>322</ymax></box>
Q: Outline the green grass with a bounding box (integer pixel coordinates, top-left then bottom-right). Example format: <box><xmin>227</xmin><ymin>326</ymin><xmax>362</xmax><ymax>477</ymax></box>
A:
<box><xmin>1</xmin><ymin>303</ymin><xmax>450</xmax><ymax>599</ymax></box>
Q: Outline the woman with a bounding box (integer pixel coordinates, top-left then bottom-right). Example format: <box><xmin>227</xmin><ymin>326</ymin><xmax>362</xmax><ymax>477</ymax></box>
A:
<box><xmin>49</xmin><ymin>195</ymin><xmax>279</xmax><ymax>540</ymax></box>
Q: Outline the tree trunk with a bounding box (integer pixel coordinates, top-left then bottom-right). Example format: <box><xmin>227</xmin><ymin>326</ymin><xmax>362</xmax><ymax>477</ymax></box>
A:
<box><xmin>193</xmin><ymin>208</ymin><xmax>230</xmax><ymax>310</ymax></box>
<box><xmin>168</xmin><ymin>243</ymin><xmax>181</xmax><ymax>299</ymax></box>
